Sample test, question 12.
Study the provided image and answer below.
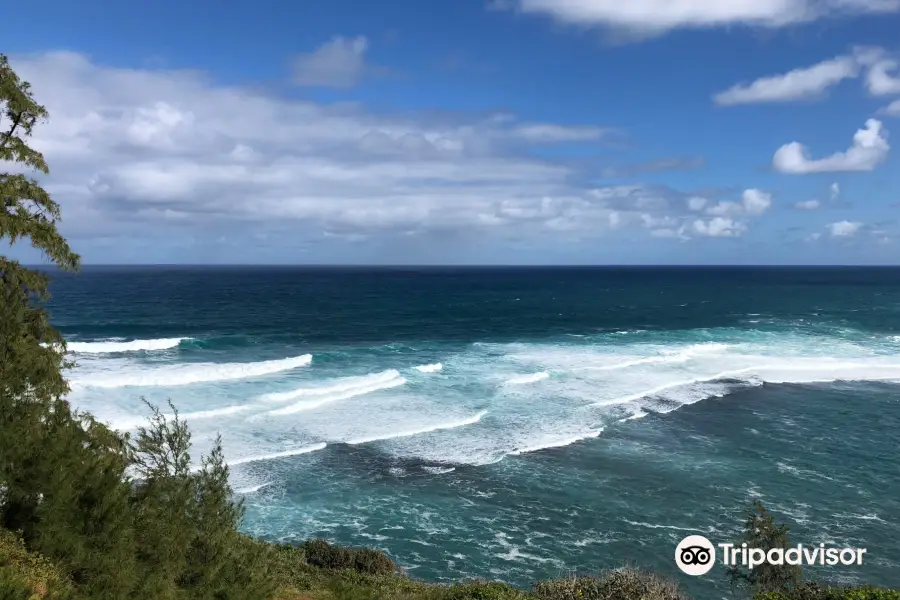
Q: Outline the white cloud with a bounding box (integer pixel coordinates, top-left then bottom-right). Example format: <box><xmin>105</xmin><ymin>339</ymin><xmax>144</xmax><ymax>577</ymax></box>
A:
<box><xmin>502</xmin><ymin>0</ymin><xmax>900</xmax><ymax>36</ymax></box>
<box><xmin>509</xmin><ymin>123</ymin><xmax>607</xmax><ymax>142</ymax></box>
<box><xmin>828</xmin><ymin>220</ymin><xmax>863</xmax><ymax>237</ymax></box>
<box><xmin>795</xmin><ymin>199</ymin><xmax>821</xmax><ymax>209</ymax></box>
<box><xmin>881</xmin><ymin>99</ymin><xmax>900</xmax><ymax>116</ymax></box>
<box><xmin>773</xmin><ymin>119</ymin><xmax>890</xmax><ymax>173</ymax></box>
<box><xmin>687</xmin><ymin>196</ymin><xmax>708</xmax><ymax>211</ymax></box>
<box><xmin>705</xmin><ymin>200</ymin><xmax>742</xmax><ymax>216</ymax></box>
<box><xmin>830</xmin><ymin>182</ymin><xmax>840</xmax><ymax>200</ymax></box>
<box><xmin>704</xmin><ymin>188</ymin><xmax>772</xmax><ymax>217</ymax></box>
<box><xmin>291</xmin><ymin>36</ymin><xmax>370</xmax><ymax>88</ymax></box>
<box><xmin>693</xmin><ymin>217</ymin><xmax>746</xmax><ymax>237</ymax></box>
<box><xmin>862</xmin><ymin>53</ymin><xmax>900</xmax><ymax>95</ymax></box>
<box><xmin>742</xmin><ymin>188</ymin><xmax>773</xmax><ymax>215</ymax></box>
<box><xmin>10</xmin><ymin>51</ymin><xmax>749</xmax><ymax>259</ymax></box>
<box><xmin>650</xmin><ymin>226</ymin><xmax>689</xmax><ymax>239</ymax></box>
<box><xmin>714</xmin><ymin>46</ymin><xmax>900</xmax><ymax>105</ymax></box>
<box><xmin>713</xmin><ymin>56</ymin><xmax>859</xmax><ymax>105</ymax></box>
<box><xmin>608</xmin><ymin>211</ymin><xmax>622</xmax><ymax>228</ymax></box>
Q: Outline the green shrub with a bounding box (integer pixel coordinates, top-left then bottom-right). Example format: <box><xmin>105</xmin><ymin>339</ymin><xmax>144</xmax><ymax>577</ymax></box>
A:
<box><xmin>302</xmin><ymin>540</ymin><xmax>397</xmax><ymax>576</ymax></box>
<box><xmin>305</xmin><ymin>539</ymin><xmax>354</xmax><ymax>571</ymax></box>
<box><xmin>533</xmin><ymin>567</ymin><xmax>688</xmax><ymax>600</ymax></box>
<box><xmin>0</xmin><ymin>530</ymin><xmax>72</xmax><ymax>600</ymax></box>
<box><xmin>0</xmin><ymin>571</ymin><xmax>37</xmax><ymax>600</ymax></box>
<box><xmin>756</xmin><ymin>584</ymin><xmax>900</xmax><ymax>600</ymax></box>
<box><xmin>438</xmin><ymin>580</ymin><xmax>527</xmax><ymax>600</ymax></box>
<box><xmin>352</xmin><ymin>547</ymin><xmax>397</xmax><ymax>576</ymax></box>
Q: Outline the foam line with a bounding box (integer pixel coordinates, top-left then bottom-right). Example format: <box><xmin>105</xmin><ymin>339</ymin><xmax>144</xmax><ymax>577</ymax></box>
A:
<box><xmin>267</xmin><ymin>376</ymin><xmax>407</xmax><ymax>416</ymax></box>
<box><xmin>108</xmin><ymin>403</ymin><xmax>257</xmax><ymax>431</ymax></box>
<box><xmin>71</xmin><ymin>354</ymin><xmax>312</xmax><ymax>389</ymax></box>
<box><xmin>259</xmin><ymin>369</ymin><xmax>401</xmax><ymax>403</ymax></box>
<box><xmin>67</xmin><ymin>337</ymin><xmax>191</xmax><ymax>353</ymax></box>
<box><xmin>225</xmin><ymin>443</ymin><xmax>327</xmax><ymax>468</ymax></box>
<box><xmin>507</xmin><ymin>429</ymin><xmax>604</xmax><ymax>456</ymax></box>
<box><xmin>345</xmin><ymin>410</ymin><xmax>488</xmax><ymax>445</ymax></box>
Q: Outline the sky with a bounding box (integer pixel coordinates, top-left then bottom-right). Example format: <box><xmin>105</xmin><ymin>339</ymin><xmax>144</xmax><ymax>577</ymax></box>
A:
<box><xmin>3</xmin><ymin>0</ymin><xmax>900</xmax><ymax>265</ymax></box>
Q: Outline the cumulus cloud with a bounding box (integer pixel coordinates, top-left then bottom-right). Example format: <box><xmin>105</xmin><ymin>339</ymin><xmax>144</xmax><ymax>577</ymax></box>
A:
<box><xmin>828</xmin><ymin>220</ymin><xmax>863</xmax><ymax>237</ymax></box>
<box><xmin>8</xmin><ymin>51</ymin><xmax>769</xmax><ymax>260</ymax></box>
<box><xmin>881</xmin><ymin>99</ymin><xmax>900</xmax><ymax>116</ymax></box>
<box><xmin>713</xmin><ymin>55</ymin><xmax>860</xmax><ymax>105</ymax></box>
<box><xmin>773</xmin><ymin>119</ymin><xmax>890</xmax><ymax>173</ymax></box>
<box><xmin>795</xmin><ymin>199</ymin><xmax>821</xmax><ymax>209</ymax></box>
<box><xmin>742</xmin><ymin>188</ymin><xmax>773</xmax><ymax>215</ymax></box>
<box><xmin>497</xmin><ymin>0</ymin><xmax>900</xmax><ymax>37</ymax></box>
<box><xmin>830</xmin><ymin>182</ymin><xmax>841</xmax><ymax>200</ymax></box>
<box><xmin>703</xmin><ymin>188</ymin><xmax>772</xmax><ymax>218</ymax></box>
<box><xmin>693</xmin><ymin>217</ymin><xmax>746</xmax><ymax>237</ymax></box>
<box><xmin>290</xmin><ymin>35</ymin><xmax>370</xmax><ymax>88</ymax></box>
<box><xmin>650</xmin><ymin>226</ymin><xmax>689</xmax><ymax>239</ymax></box>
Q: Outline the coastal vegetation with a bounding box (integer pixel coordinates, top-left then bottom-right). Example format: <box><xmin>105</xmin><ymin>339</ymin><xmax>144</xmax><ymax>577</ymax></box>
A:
<box><xmin>1</xmin><ymin>53</ymin><xmax>898</xmax><ymax>600</ymax></box>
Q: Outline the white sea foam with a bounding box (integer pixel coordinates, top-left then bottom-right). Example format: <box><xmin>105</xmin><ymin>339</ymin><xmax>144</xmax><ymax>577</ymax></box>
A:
<box><xmin>68</xmin><ymin>337</ymin><xmax>191</xmax><ymax>353</ymax></box>
<box><xmin>108</xmin><ymin>403</ymin><xmax>257</xmax><ymax>431</ymax></box>
<box><xmin>235</xmin><ymin>482</ymin><xmax>273</xmax><ymax>494</ymax></box>
<box><xmin>267</xmin><ymin>374</ymin><xmax>407</xmax><ymax>416</ymax></box>
<box><xmin>260</xmin><ymin>369</ymin><xmax>402</xmax><ymax>403</ymax></box>
<box><xmin>507</xmin><ymin>429</ymin><xmax>603</xmax><ymax>456</ymax></box>
<box><xmin>344</xmin><ymin>410</ymin><xmax>487</xmax><ymax>445</ymax></box>
<box><xmin>65</xmin><ymin>326</ymin><xmax>900</xmax><ymax>475</ymax></box>
<box><xmin>422</xmin><ymin>466</ymin><xmax>456</xmax><ymax>474</ymax></box>
<box><xmin>71</xmin><ymin>354</ymin><xmax>312</xmax><ymax>389</ymax></box>
<box><xmin>226</xmin><ymin>443</ymin><xmax>327</xmax><ymax>467</ymax></box>
<box><xmin>505</xmin><ymin>371</ymin><xmax>549</xmax><ymax>385</ymax></box>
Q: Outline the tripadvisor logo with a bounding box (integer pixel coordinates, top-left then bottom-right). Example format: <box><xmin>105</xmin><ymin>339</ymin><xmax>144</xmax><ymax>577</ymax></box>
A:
<box><xmin>675</xmin><ymin>535</ymin><xmax>716</xmax><ymax>576</ymax></box>
<box><xmin>675</xmin><ymin>535</ymin><xmax>868</xmax><ymax>577</ymax></box>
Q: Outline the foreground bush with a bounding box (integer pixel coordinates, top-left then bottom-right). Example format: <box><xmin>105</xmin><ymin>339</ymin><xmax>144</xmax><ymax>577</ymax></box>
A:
<box><xmin>304</xmin><ymin>539</ymin><xmax>398</xmax><ymax>576</ymax></box>
<box><xmin>437</xmin><ymin>580</ymin><xmax>528</xmax><ymax>600</ymax></box>
<box><xmin>0</xmin><ymin>529</ymin><xmax>72</xmax><ymax>600</ymax></box>
<box><xmin>756</xmin><ymin>584</ymin><xmax>900</xmax><ymax>600</ymax></box>
<box><xmin>532</xmin><ymin>567</ymin><xmax>689</xmax><ymax>600</ymax></box>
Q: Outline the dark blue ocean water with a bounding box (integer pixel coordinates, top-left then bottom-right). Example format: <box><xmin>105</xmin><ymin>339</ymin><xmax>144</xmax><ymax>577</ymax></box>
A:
<box><xmin>47</xmin><ymin>267</ymin><xmax>900</xmax><ymax>598</ymax></box>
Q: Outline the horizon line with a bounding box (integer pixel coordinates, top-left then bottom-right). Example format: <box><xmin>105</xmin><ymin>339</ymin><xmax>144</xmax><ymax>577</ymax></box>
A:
<box><xmin>25</xmin><ymin>263</ymin><xmax>900</xmax><ymax>268</ymax></box>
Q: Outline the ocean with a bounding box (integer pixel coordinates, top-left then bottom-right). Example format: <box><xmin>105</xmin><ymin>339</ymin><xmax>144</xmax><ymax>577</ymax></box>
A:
<box><xmin>46</xmin><ymin>266</ymin><xmax>900</xmax><ymax>598</ymax></box>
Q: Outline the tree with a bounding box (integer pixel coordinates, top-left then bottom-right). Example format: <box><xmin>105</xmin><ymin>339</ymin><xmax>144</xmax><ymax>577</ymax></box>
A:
<box><xmin>1</xmin><ymin>51</ymin><xmax>80</xmax><ymax>520</ymax></box>
<box><xmin>0</xmin><ymin>53</ymin><xmax>142</xmax><ymax>600</ymax></box>
<box><xmin>0</xmin><ymin>54</ymin><xmax>274</xmax><ymax>599</ymax></box>
<box><xmin>0</xmin><ymin>52</ymin><xmax>79</xmax><ymax>398</ymax></box>
<box><xmin>727</xmin><ymin>500</ymin><xmax>803</xmax><ymax>596</ymax></box>
<box><xmin>0</xmin><ymin>50</ymin><xmax>81</xmax><ymax>540</ymax></box>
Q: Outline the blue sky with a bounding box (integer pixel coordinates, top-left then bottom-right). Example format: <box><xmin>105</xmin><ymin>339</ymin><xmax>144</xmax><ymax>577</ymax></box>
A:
<box><xmin>4</xmin><ymin>0</ymin><xmax>900</xmax><ymax>264</ymax></box>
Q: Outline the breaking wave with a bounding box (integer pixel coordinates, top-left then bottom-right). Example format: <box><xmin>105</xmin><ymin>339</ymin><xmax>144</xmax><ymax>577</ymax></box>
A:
<box><xmin>67</xmin><ymin>337</ymin><xmax>190</xmax><ymax>353</ymax></box>
<box><xmin>266</xmin><ymin>371</ymin><xmax>407</xmax><ymax>416</ymax></box>
<box><xmin>226</xmin><ymin>443</ymin><xmax>327</xmax><ymax>468</ymax></box>
<box><xmin>260</xmin><ymin>369</ymin><xmax>402</xmax><ymax>403</ymax></box>
<box><xmin>66</xmin><ymin>327</ymin><xmax>900</xmax><ymax>471</ymax></box>
<box><xmin>70</xmin><ymin>354</ymin><xmax>312</xmax><ymax>389</ymax></box>
<box><xmin>345</xmin><ymin>410</ymin><xmax>488</xmax><ymax>445</ymax></box>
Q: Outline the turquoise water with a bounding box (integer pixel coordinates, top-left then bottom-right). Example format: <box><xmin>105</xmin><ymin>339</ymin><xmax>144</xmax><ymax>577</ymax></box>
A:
<box><xmin>48</xmin><ymin>267</ymin><xmax>900</xmax><ymax>598</ymax></box>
